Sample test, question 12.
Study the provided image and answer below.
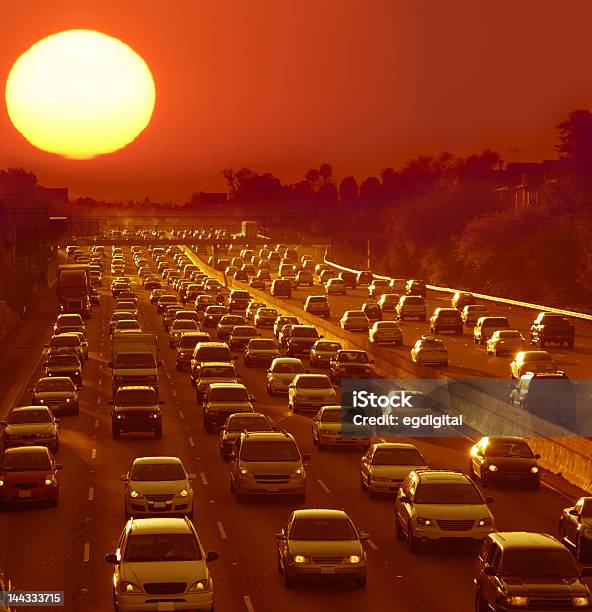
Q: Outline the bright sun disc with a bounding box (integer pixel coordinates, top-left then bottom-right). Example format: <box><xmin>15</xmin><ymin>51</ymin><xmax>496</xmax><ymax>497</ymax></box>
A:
<box><xmin>5</xmin><ymin>29</ymin><xmax>155</xmax><ymax>159</ymax></box>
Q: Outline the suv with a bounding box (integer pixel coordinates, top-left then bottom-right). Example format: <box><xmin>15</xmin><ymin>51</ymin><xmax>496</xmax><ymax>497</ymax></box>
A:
<box><xmin>304</xmin><ymin>295</ymin><xmax>330</xmax><ymax>319</ymax></box>
<box><xmin>429</xmin><ymin>307</ymin><xmax>463</xmax><ymax>335</ymax></box>
<box><xmin>105</xmin><ymin>517</ymin><xmax>219</xmax><ymax>612</ymax></box>
<box><xmin>271</xmin><ymin>279</ymin><xmax>292</xmax><ymax>298</ymax></box>
<box><xmin>473</xmin><ymin>316</ymin><xmax>511</xmax><ymax>344</ymax></box>
<box><xmin>395</xmin><ymin>470</ymin><xmax>494</xmax><ymax>553</ymax></box>
<box><xmin>229</xmin><ymin>430</ymin><xmax>309</xmax><ymax>501</ymax></box>
<box><xmin>286</xmin><ymin>325</ymin><xmax>321</xmax><ymax>356</ymax></box>
<box><xmin>228</xmin><ymin>289</ymin><xmax>251</xmax><ymax>312</ymax></box>
<box><xmin>396</xmin><ymin>295</ymin><xmax>427</xmax><ymax>321</ymax></box>
<box><xmin>406</xmin><ymin>279</ymin><xmax>427</xmax><ymax>297</ymax></box>
<box><xmin>474</xmin><ymin>532</ymin><xmax>592</xmax><ymax>611</ymax></box>
<box><xmin>288</xmin><ymin>374</ymin><xmax>336</xmax><ymax>413</ymax></box>
<box><xmin>202</xmin><ymin>382</ymin><xmax>254</xmax><ymax>432</ymax></box>
<box><xmin>110</xmin><ymin>386</ymin><xmax>163</xmax><ymax>439</ymax></box>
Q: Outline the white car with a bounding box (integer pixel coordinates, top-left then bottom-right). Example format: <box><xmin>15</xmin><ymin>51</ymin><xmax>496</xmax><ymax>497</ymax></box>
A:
<box><xmin>312</xmin><ymin>405</ymin><xmax>371</xmax><ymax>450</ymax></box>
<box><xmin>266</xmin><ymin>357</ymin><xmax>305</xmax><ymax>395</ymax></box>
<box><xmin>410</xmin><ymin>336</ymin><xmax>448</xmax><ymax>367</ymax></box>
<box><xmin>340</xmin><ymin>310</ymin><xmax>370</xmax><ymax>331</ymax></box>
<box><xmin>510</xmin><ymin>350</ymin><xmax>557</xmax><ymax>379</ymax></box>
<box><xmin>288</xmin><ymin>374</ymin><xmax>336</xmax><ymax>413</ymax></box>
<box><xmin>121</xmin><ymin>456</ymin><xmax>196</xmax><ymax>519</ymax></box>
<box><xmin>106</xmin><ymin>517</ymin><xmax>218</xmax><ymax>612</ymax></box>
<box><xmin>112</xmin><ymin>319</ymin><xmax>142</xmax><ymax>336</ymax></box>
<box><xmin>369</xmin><ymin>320</ymin><xmax>403</xmax><ymax>345</ymax></box>
<box><xmin>395</xmin><ymin>470</ymin><xmax>494</xmax><ymax>553</ymax></box>
<box><xmin>169</xmin><ymin>319</ymin><xmax>199</xmax><ymax>347</ymax></box>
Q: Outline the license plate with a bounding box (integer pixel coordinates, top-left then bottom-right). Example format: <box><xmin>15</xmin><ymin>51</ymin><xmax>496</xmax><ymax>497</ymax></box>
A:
<box><xmin>18</xmin><ymin>490</ymin><xmax>32</xmax><ymax>498</ymax></box>
<box><xmin>153</xmin><ymin>501</ymin><xmax>166</xmax><ymax>508</ymax></box>
<box><xmin>267</xmin><ymin>488</ymin><xmax>279</xmax><ymax>492</ymax></box>
<box><xmin>157</xmin><ymin>604</ymin><xmax>175</xmax><ymax>611</ymax></box>
<box><xmin>321</xmin><ymin>566</ymin><xmax>335</xmax><ymax>574</ymax></box>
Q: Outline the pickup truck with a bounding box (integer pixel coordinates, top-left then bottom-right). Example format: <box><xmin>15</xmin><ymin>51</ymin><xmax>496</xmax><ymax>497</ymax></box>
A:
<box><xmin>529</xmin><ymin>312</ymin><xmax>575</xmax><ymax>348</ymax></box>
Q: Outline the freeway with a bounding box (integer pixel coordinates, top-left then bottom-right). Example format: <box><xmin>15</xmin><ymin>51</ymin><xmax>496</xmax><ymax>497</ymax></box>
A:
<box><xmin>0</xmin><ymin>246</ymin><xmax>590</xmax><ymax>612</ymax></box>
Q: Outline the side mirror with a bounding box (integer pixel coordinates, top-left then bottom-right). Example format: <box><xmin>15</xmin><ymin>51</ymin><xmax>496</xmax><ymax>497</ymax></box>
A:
<box><xmin>369</xmin><ymin>360</ymin><xmax>375</xmax><ymax>364</ymax></box>
<box><xmin>105</xmin><ymin>553</ymin><xmax>118</xmax><ymax>564</ymax></box>
<box><xmin>28</xmin><ymin>388</ymin><xmax>34</xmax><ymax>393</ymax></box>
<box><xmin>399</xmin><ymin>495</ymin><xmax>411</xmax><ymax>504</ymax></box>
<box><xmin>485</xmin><ymin>497</ymin><xmax>494</xmax><ymax>504</ymax></box>
<box><xmin>55</xmin><ymin>464</ymin><xmax>63</xmax><ymax>470</ymax></box>
<box><xmin>534</xmin><ymin>453</ymin><xmax>541</xmax><ymax>459</ymax></box>
<box><xmin>249</xmin><ymin>395</ymin><xmax>256</xmax><ymax>402</ymax></box>
<box><xmin>302</xmin><ymin>453</ymin><xmax>311</xmax><ymax>461</ymax></box>
<box><xmin>483</xmin><ymin>565</ymin><xmax>496</xmax><ymax>576</ymax></box>
<box><xmin>44</xmin><ymin>343</ymin><xmax>49</xmax><ymax>348</ymax></box>
<box><xmin>206</xmin><ymin>551</ymin><xmax>219</xmax><ymax>563</ymax></box>
<box><xmin>358</xmin><ymin>532</ymin><xmax>370</xmax><ymax>541</ymax></box>
<box><xmin>581</xmin><ymin>567</ymin><xmax>592</xmax><ymax>578</ymax></box>
<box><xmin>319</xmin><ymin>335</ymin><xmax>324</xmax><ymax>339</ymax></box>
<box><xmin>568</xmin><ymin>508</ymin><xmax>579</xmax><ymax>517</ymax></box>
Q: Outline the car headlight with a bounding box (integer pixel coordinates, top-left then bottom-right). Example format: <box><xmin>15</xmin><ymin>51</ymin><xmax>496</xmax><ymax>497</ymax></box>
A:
<box><xmin>291</xmin><ymin>467</ymin><xmax>304</xmax><ymax>478</ymax></box>
<box><xmin>478</xmin><ymin>518</ymin><xmax>492</xmax><ymax>527</ymax></box>
<box><xmin>130</xmin><ymin>490</ymin><xmax>144</xmax><ymax>499</ymax></box>
<box><xmin>530</xmin><ymin>466</ymin><xmax>539</xmax><ymax>474</ymax></box>
<box><xmin>119</xmin><ymin>581</ymin><xmax>143</xmax><ymax>594</ymax></box>
<box><xmin>0</xmin><ymin>479</ymin><xmax>4</xmax><ymax>487</ymax></box>
<box><xmin>178</xmin><ymin>489</ymin><xmax>189</xmax><ymax>497</ymax></box>
<box><xmin>239</xmin><ymin>467</ymin><xmax>253</xmax><ymax>478</ymax></box>
<box><xmin>573</xmin><ymin>597</ymin><xmax>590</xmax><ymax>607</ymax></box>
<box><xmin>293</xmin><ymin>555</ymin><xmax>309</xmax><ymax>564</ymax></box>
<box><xmin>416</xmin><ymin>517</ymin><xmax>433</xmax><ymax>527</ymax></box>
<box><xmin>502</xmin><ymin>596</ymin><xmax>528</xmax><ymax>607</ymax></box>
<box><xmin>38</xmin><ymin>398</ymin><xmax>44</xmax><ymax>403</ymax></box>
<box><xmin>488</xmin><ymin>464</ymin><xmax>498</xmax><ymax>472</ymax></box>
<box><xmin>345</xmin><ymin>555</ymin><xmax>361</xmax><ymax>564</ymax></box>
<box><xmin>188</xmin><ymin>579</ymin><xmax>210</xmax><ymax>592</ymax></box>
<box><xmin>44</xmin><ymin>475</ymin><xmax>55</xmax><ymax>486</ymax></box>
<box><xmin>66</xmin><ymin>398</ymin><xmax>71</xmax><ymax>403</ymax></box>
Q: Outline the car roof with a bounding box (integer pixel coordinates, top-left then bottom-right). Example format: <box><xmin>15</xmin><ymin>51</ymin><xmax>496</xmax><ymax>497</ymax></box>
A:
<box><xmin>271</xmin><ymin>357</ymin><xmax>303</xmax><ymax>364</ymax></box>
<box><xmin>209</xmin><ymin>382</ymin><xmax>246</xmax><ymax>389</ymax></box>
<box><xmin>294</xmin><ymin>373</ymin><xmax>330</xmax><ymax>381</ymax></box>
<box><xmin>201</xmin><ymin>361</ymin><xmax>235</xmax><ymax>367</ymax></box>
<box><xmin>416</xmin><ymin>470</ymin><xmax>470</xmax><ymax>484</ymax></box>
<box><xmin>132</xmin><ymin>456</ymin><xmax>183</xmax><ymax>465</ymax></box>
<box><xmin>10</xmin><ymin>406</ymin><xmax>51</xmax><ymax>413</ymax></box>
<box><xmin>196</xmin><ymin>342</ymin><xmax>230</xmax><ymax>348</ymax></box>
<box><xmin>117</xmin><ymin>385</ymin><xmax>156</xmax><ymax>391</ymax></box>
<box><xmin>129</xmin><ymin>517</ymin><xmax>193</xmax><ymax>534</ymax></box>
<box><xmin>490</xmin><ymin>532</ymin><xmax>564</xmax><ymax>550</ymax></box>
<box><xmin>4</xmin><ymin>445</ymin><xmax>49</xmax><ymax>455</ymax></box>
<box><xmin>371</xmin><ymin>442</ymin><xmax>419</xmax><ymax>451</ymax></box>
<box><xmin>228</xmin><ymin>412</ymin><xmax>267</xmax><ymax>420</ymax></box>
<box><xmin>292</xmin><ymin>509</ymin><xmax>349</xmax><ymax>520</ymax></box>
<box><xmin>36</xmin><ymin>376</ymin><xmax>73</xmax><ymax>384</ymax></box>
<box><xmin>242</xmin><ymin>431</ymin><xmax>295</xmax><ymax>442</ymax></box>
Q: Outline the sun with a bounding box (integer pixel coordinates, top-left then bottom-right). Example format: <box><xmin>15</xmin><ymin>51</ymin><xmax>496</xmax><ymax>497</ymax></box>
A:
<box><xmin>4</xmin><ymin>29</ymin><xmax>155</xmax><ymax>159</ymax></box>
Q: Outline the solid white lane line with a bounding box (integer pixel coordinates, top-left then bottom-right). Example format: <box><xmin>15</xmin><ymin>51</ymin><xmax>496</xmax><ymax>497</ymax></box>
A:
<box><xmin>94</xmin><ymin>419</ymin><xmax>99</xmax><ymax>428</ymax></box>
<box><xmin>188</xmin><ymin>437</ymin><xmax>195</xmax><ymax>447</ymax></box>
<box><xmin>366</xmin><ymin>539</ymin><xmax>378</xmax><ymax>551</ymax></box>
<box><xmin>91</xmin><ymin>448</ymin><xmax>96</xmax><ymax>460</ymax></box>
<box><xmin>200</xmin><ymin>472</ymin><xmax>208</xmax><ymax>485</ymax></box>
<box><xmin>244</xmin><ymin>596</ymin><xmax>255</xmax><ymax>612</ymax></box>
<box><xmin>83</xmin><ymin>542</ymin><xmax>90</xmax><ymax>563</ymax></box>
<box><xmin>217</xmin><ymin>521</ymin><xmax>227</xmax><ymax>539</ymax></box>
<box><xmin>88</xmin><ymin>486</ymin><xmax>94</xmax><ymax>501</ymax></box>
<box><xmin>317</xmin><ymin>479</ymin><xmax>331</xmax><ymax>494</ymax></box>
<box><xmin>178</xmin><ymin>410</ymin><xmax>184</xmax><ymax>419</ymax></box>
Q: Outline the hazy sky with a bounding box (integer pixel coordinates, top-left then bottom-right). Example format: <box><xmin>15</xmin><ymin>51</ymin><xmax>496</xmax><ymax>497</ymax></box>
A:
<box><xmin>1</xmin><ymin>0</ymin><xmax>592</xmax><ymax>202</ymax></box>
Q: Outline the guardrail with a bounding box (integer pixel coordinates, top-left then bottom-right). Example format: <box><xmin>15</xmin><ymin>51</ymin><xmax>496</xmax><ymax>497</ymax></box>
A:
<box><xmin>323</xmin><ymin>252</ymin><xmax>592</xmax><ymax>323</ymax></box>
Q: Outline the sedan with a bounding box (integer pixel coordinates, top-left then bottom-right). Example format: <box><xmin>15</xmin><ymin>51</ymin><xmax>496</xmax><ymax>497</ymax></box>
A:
<box><xmin>369</xmin><ymin>320</ymin><xmax>403</xmax><ymax>345</ymax></box>
<box><xmin>244</xmin><ymin>338</ymin><xmax>280</xmax><ymax>367</ymax></box>
<box><xmin>510</xmin><ymin>350</ymin><xmax>557</xmax><ymax>379</ymax></box>
<box><xmin>340</xmin><ymin>310</ymin><xmax>370</xmax><ymax>332</ymax></box>
<box><xmin>1</xmin><ymin>407</ymin><xmax>59</xmax><ymax>453</ymax></box>
<box><xmin>410</xmin><ymin>336</ymin><xmax>448</xmax><ymax>367</ymax></box>
<box><xmin>30</xmin><ymin>376</ymin><xmax>79</xmax><ymax>415</ymax></box>
<box><xmin>559</xmin><ymin>496</ymin><xmax>592</xmax><ymax>561</ymax></box>
<box><xmin>486</xmin><ymin>329</ymin><xmax>525</xmax><ymax>356</ymax></box>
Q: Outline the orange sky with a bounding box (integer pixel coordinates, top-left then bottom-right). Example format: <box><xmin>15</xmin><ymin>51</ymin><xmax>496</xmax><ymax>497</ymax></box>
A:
<box><xmin>1</xmin><ymin>0</ymin><xmax>592</xmax><ymax>202</ymax></box>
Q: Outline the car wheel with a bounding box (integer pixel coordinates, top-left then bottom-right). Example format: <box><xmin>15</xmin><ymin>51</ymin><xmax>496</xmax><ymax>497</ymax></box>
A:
<box><xmin>407</xmin><ymin>522</ymin><xmax>419</xmax><ymax>554</ymax></box>
<box><xmin>112</xmin><ymin>426</ymin><xmax>121</xmax><ymax>440</ymax></box>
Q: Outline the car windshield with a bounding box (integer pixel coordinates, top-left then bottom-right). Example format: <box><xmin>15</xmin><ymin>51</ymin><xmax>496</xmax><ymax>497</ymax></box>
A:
<box><xmin>272</xmin><ymin>362</ymin><xmax>304</xmax><ymax>374</ymax></box>
<box><xmin>196</xmin><ymin>348</ymin><xmax>231</xmax><ymax>362</ymax></box>
<box><xmin>221</xmin><ymin>317</ymin><xmax>245</xmax><ymax>326</ymax></box>
<box><xmin>581</xmin><ymin>501</ymin><xmax>592</xmax><ymax>517</ymax></box>
<box><xmin>293</xmin><ymin>327</ymin><xmax>319</xmax><ymax>338</ymax></box>
<box><xmin>233</xmin><ymin>328</ymin><xmax>257</xmax><ymax>337</ymax></box>
<box><xmin>7</xmin><ymin>410</ymin><xmax>52</xmax><ymax>424</ymax></box>
<box><xmin>485</xmin><ymin>441</ymin><xmax>533</xmax><ymax>458</ymax></box>
<box><xmin>2</xmin><ymin>452</ymin><xmax>51</xmax><ymax>471</ymax></box>
<box><xmin>116</xmin><ymin>321</ymin><xmax>140</xmax><ymax>329</ymax></box>
<box><xmin>346</xmin><ymin>312</ymin><xmax>365</xmax><ymax>318</ymax></box>
<box><xmin>249</xmin><ymin>340</ymin><xmax>277</xmax><ymax>350</ymax></box>
<box><xmin>130</xmin><ymin>463</ymin><xmax>186</xmax><ymax>481</ymax></box>
<box><xmin>202</xmin><ymin>366</ymin><xmax>235</xmax><ymax>378</ymax></box>
<box><xmin>290</xmin><ymin>518</ymin><xmax>357</xmax><ymax>541</ymax></box>
<box><xmin>36</xmin><ymin>379</ymin><xmax>75</xmax><ymax>392</ymax></box>
<box><xmin>373</xmin><ymin>448</ymin><xmax>426</xmax><ymax>466</ymax></box>
<box><xmin>172</xmin><ymin>321</ymin><xmax>197</xmax><ymax>330</ymax></box>
<box><xmin>241</xmin><ymin>440</ymin><xmax>300</xmax><ymax>462</ymax></box>
<box><xmin>113</xmin><ymin>354</ymin><xmax>157</xmax><ymax>368</ymax></box>
<box><xmin>297</xmin><ymin>376</ymin><xmax>332</xmax><ymax>389</ymax></box>
<box><xmin>315</xmin><ymin>342</ymin><xmax>341</xmax><ymax>351</ymax></box>
<box><xmin>415</xmin><ymin>482</ymin><xmax>483</xmax><ymax>504</ymax></box>
<box><xmin>501</xmin><ymin>549</ymin><xmax>578</xmax><ymax>577</ymax></box>
<box><xmin>227</xmin><ymin>417</ymin><xmax>270</xmax><ymax>432</ymax></box>
<box><xmin>116</xmin><ymin>390</ymin><xmax>157</xmax><ymax>405</ymax></box>
<box><xmin>210</xmin><ymin>388</ymin><xmax>249</xmax><ymax>402</ymax></box>
<box><xmin>50</xmin><ymin>336</ymin><xmax>78</xmax><ymax>347</ymax></box>
<box><xmin>339</xmin><ymin>352</ymin><xmax>369</xmax><ymax>363</ymax></box>
<box><xmin>48</xmin><ymin>355</ymin><xmax>79</xmax><ymax>366</ymax></box>
<box><xmin>321</xmin><ymin>410</ymin><xmax>342</xmax><ymax>423</ymax></box>
<box><xmin>259</xmin><ymin>309</ymin><xmax>277</xmax><ymax>316</ymax></box>
<box><xmin>124</xmin><ymin>534</ymin><xmax>201</xmax><ymax>562</ymax></box>
<box><xmin>377</xmin><ymin>322</ymin><xmax>397</xmax><ymax>328</ymax></box>
<box><xmin>497</xmin><ymin>330</ymin><xmax>520</xmax><ymax>338</ymax></box>
<box><xmin>179</xmin><ymin>336</ymin><xmax>201</xmax><ymax>349</ymax></box>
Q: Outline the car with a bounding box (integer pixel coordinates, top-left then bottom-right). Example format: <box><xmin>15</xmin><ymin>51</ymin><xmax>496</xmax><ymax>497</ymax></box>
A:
<box><xmin>451</xmin><ymin>291</ymin><xmax>476</xmax><ymax>311</ymax></box>
<box><xmin>474</xmin><ymin>532</ymin><xmax>592</xmax><ymax>612</ymax></box>
<box><xmin>113</xmin><ymin>319</ymin><xmax>142</xmax><ymax>336</ymax></box>
<box><xmin>175</xmin><ymin>331</ymin><xmax>211</xmax><ymax>371</ymax></box>
<box><xmin>530</xmin><ymin>312</ymin><xmax>575</xmax><ymax>348</ymax></box>
<box><xmin>406</xmin><ymin>279</ymin><xmax>427</xmax><ymax>297</ymax></box>
<box><xmin>276</xmin><ymin>509</ymin><xmax>368</xmax><ymax>588</ymax></box>
<box><xmin>115</xmin><ymin>301</ymin><xmax>139</xmax><ymax>318</ymax></box>
<box><xmin>46</xmin><ymin>333</ymin><xmax>85</xmax><ymax>364</ymax></box>
<box><xmin>169</xmin><ymin>319</ymin><xmax>199</xmax><ymax>347</ymax></box>
<box><xmin>254</xmin><ymin>307</ymin><xmax>279</xmax><ymax>327</ymax></box>
<box><xmin>395</xmin><ymin>470</ymin><xmax>494</xmax><ymax>553</ymax></box>
<box><xmin>0</xmin><ymin>446</ymin><xmax>62</xmax><ymax>507</ymax></box>
<box><xmin>1</xmin><ymin>406</ymin><xmax>59</xmax><ymax>453</ymax></box>
<box><xmin>473</xmin><ymin>316</ymin><xmax>511</xmax><ymax>344</ymax></box>
<box><xmin>156</xmin><ymin>294</ymin><xmax>179</xmax><ymax>313</ymax></box>
<box><xmin>274</xmin><ymin>315</ymin><xmax>299</xmax><ymax>339</ymax></box>
<box><xmin>486</xmin><ymin>329</ymin><xmax>525</xmax><ymax>356</ymax></box>
<box><xmin>429</xmin><ymin>307</ymin><xmax>463</xmax><ymax>335</ymax></box>
<box><xmin>89</xmin><ymin>286</ymin><xmax>101</xmax><ymax>305</ymax></box>
<box><xmin>194</xmin><ymin>362</ymin><xmax>239</xmax><ymax>404</ymax></box>
<box><xmin>329</xmin><ymin>349</ymin><xmax>374</xmax><ymax>382</ymax></box>
<box><xmin>219</xmin><ymin>412</ymin><xmax>272</xmax><ymax>459</ymax></box>
<box><xmin>190</xmin><ymin>342</ymin><xmax>234</xmax><ymax>386</ymax></box>
<box><xmin>296</xmin><ymin>270</ymin><xmax>314</xmax><ymax>287</ymax></box>
<box><xmin>340</xmin><ymin>310</ymin><xmax>370</xmax><ymax>331</ymax></box>
<box><xmin>43</xmin><ymin>353</ymin><xmax>82</xmax><ymax>387</ymax></box>
<box><xmin>271</xmin><ymin>279</ymin><xmax>292</xmax><ymax>298</ymax></box>
<box><xmin>469</xmin><ymin>436</ymin><xmax>541</xmax><ymax>488</ymax></box>
<box><xmin>109</xmin><ymin>311</ymin><xmax>136</xmax><ymax>334</ymax></box>
<box><xmin>308</xmin><ymin>340</ymin><xmax>341</xmax><ymax>368</ymax></box>
<box><xmin>311</xmin><ymin>405</ymin><xmax>371</xmax><ymax>450</ymax></box>
<box><xmin>202</xmin><ymin>382</ymin><xmax>254</xmax><ymax>432</ymax></box>
<box><xmin>244</xmin><ymin>338</ymin><xmax>280</xmax><ymax>367</ymax></box>
<box><xmin>229</xmin><ymin>430</ymin><xmax>308</xmax><ymax>501</ymax></box>
<box><xmin>303</xmin><ymin>295</ymin><xmax>330</xmax><ymax>319</ymax></box>
<box><xmin>286</xmin><ymin>325</ymin><xmax>321</xmax><ymax>356</ymax></box>
<box><xmin>288</xmin><ymin>374</ymin><xmax>336</xmax><ymax>413</ymax></box>
<box><xmin>246</xmin><ymin>301</ymin><xmax>267</xmax><ymax>322</ymax></box>
<box><xmin>461</xmin><ymin>304</ymin><xmax>489</xmax><ymax>327</ymax></box>
<box><xmin>29</xmin><ymin>376</ymin><xmax>79</xmax><ymax>415</ymax></box>
<box><xmin>361</xmin><ymin>302</ymin><xmax>382</xmax><ymax>324</ymax></box>
<box><xmin>163</xmin><ymin>307</ymin><xmax>184</xmax><ymax>331</ymax></box>
<box><xmin>339</xmin><ymin>271</ymin><xmax>357</xmax><ymax>289</ymax></box>
<box><xmin>121</xmin><ymin>457</ymin><xmax>196</xmax><ymax>519</ymax></box>
<box><xmin>203</xmin><ymin>305</ymin><xmax>228</xmax><ymax>327</ymax></box>
<box><xmin>389</xmin><ymin>278</ymin><xmax>407</xmax><ymax>293</ymax></box>
<box><xmin>377</xmin><ymin>293</ymin><xmax>399</xmax><ymax>319</ymax></box>
<box><xmin>369</xmin><ymin>320</ymin><xmax>403</xmax><ymax>345</ymax></box>
<box><xmin>110</xmin><ymin>386</ymin><xmax>163</xmax><ymax>440</ymax></box>
<box><xmin>228</xmin><ymin>289</ymin><xmax>251</xmax><ymax>312</ymax></box>
<box><xmin>396</xmin><ymin>295</ymin><xmax>427</xmax><ymax>321</ymax></box>
<box><xmin>217</xmin><ymin>315</ymin><xmax>247</xmax><ymax>341</ymax></box>
<box><xmin>229</xmin><ymin>325</ymin><xmax>260</xmax><ymax>351</ymax></box>
<box><xmin>356</xmin><ymin>271</ymin><xmax>373</xmax><ymax>286</ymax></box>
<box><xmin>559</xmin><ymin>496</ymin><xmax>592</xmax><ymax>561</ymax></box>
<box><xmin>368</xmin><ymin>279</ymin><xmax>389</xmax><ymax>298</ymax></box>
<box><xmin>173</xmin><ymin>310</ymin><xmax>200</xmax><ymax>325</ymax></box>
<box><xmin>319</xmin><ymin>269</ymin><xmax>337</xmax><ymax>284</ymax></box>
<box><xmin>53</xmin><ymin>313</ymin><xmax>85</xmax><ymax>335</ymax></box>
<box><xmin>325</xmin><ymin>277</ymin><xmax>346</xmax><ymax>295</ymax></box>
<box><xmin>266</xmin><ymin>357</ymin><xmax>306</xmax><ymax>395</ymax></box>
<box><xmin>360</xmin><ymin>443</ymin><xmax>427</xmax><ymax>497</ymax></box>
<box><xmin>410</xmin><ymin>335</ymin><xmax>448</xmax><ymax>367</ymax></box>
<box><xmin>510</xmin><ymin>350</ymin><xmax>557</xmax><ymax>379</ymax></box>
<box><xmin>105</xmin><ymin>517</ymin><xmax>218</xmax><ymax>612</ymax></box>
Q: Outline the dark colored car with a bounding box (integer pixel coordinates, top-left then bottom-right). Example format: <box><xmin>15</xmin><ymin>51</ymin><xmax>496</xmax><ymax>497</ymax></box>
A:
<box><xmin>530</xmin><ymin>312</ymin><xmax>575</xmax><ymax>348</ymax></box>
<box><xmin>110</xmin><ymin>386</ymin><xmax>163</xmax><ymax>439</ymax></box>
<box><xmin>329</xmin><ymin>350</ymin><xmax>374</xmax><ymax>383</ymax></box>
<box><xmin>430</xmin><ymin>307</ymin><xmax>463</xmax><ymax>335</ymax></box>
<box><xmin>229</xmin><ymin>325</ymin><xmax>260</xmax><ymax>351</ymax></box>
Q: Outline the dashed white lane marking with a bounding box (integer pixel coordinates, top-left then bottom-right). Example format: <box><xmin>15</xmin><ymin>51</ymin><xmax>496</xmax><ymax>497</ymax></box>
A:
<box><xmin>178</xmin><ymin>410</ymin><xmax>184</xmax><ymax>419</ymax></box>
<box><xmin>188</xmin><ymin>437</ymin><xmax>195</xmax><ymax>447</ymax></box>
<box><xmin>167</xmin><ymin>373</ymin><xmax>172</xmax><ymax>380</ymax></box>
<box><xmin>94</xmin><ymin>419</ymin><xmax>99</xmax><ymax>428</ymax></box>
<box><xmin>96</xmin><ymin>397</ymin><xmax>101</xmax><ymax>405</ymax></box>
<box><xmin>216</xmin><ymin>521</ymin><xmax>227</xmax><ymax>539</ymax></box>
<box><xmin>244</xmin><ymin>596</ymin><xmax>255</xmax><ymax>612</ymax></box>
<box><xmin>98</xmin><ymin>379</ymin><xmax>102</xmax><ymax>386</ymax></box>
<box><xmin>172</xmin><ymin>389</ymin><xmax>177</xmax><ymax>397</ymax></box>
<box><xmin>317</xmin><ymin>479</ymin><xmax>331</xmax><ymax>494</ymax></box>
<box><xmin>88</xmin><ymin>486</ymin><xmax>94</xmax><ymax>501</ymax></box>
<box><xmin>200</xmin><ymin>472</ymin><xmax>208</xmax><ymax>485</ymax></box>
<box><xmin>366</xmin><ymin>538</ymin><xmax>378</xmax><ymax>551</ymax></box>
<box><xmin>91</xmin><ymin>448</ymin><xmax>96</xmax><ymax>460</ymax></box>
<box><xmin>83</xmin><ymin>542</ymin><xmax>90</xmax><ymax>563</ymax></box>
